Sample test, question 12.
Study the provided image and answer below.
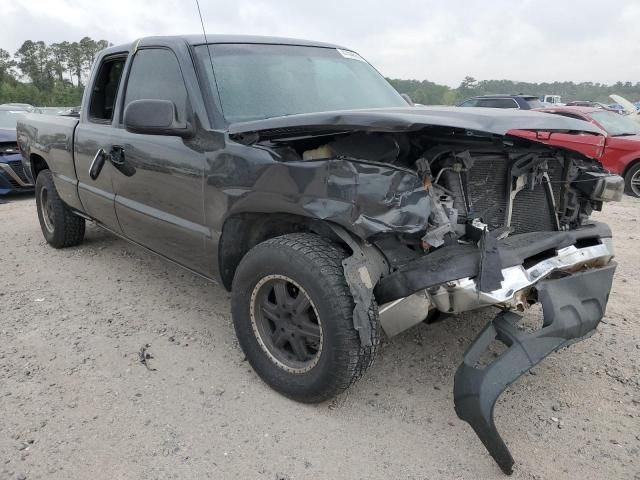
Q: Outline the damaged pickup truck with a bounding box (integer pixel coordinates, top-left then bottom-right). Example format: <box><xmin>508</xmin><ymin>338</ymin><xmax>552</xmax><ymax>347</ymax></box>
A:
<box><xmin>17</xmin><ymin>35</ymin><xmax>624</xmax><ymax>474</ymax></box>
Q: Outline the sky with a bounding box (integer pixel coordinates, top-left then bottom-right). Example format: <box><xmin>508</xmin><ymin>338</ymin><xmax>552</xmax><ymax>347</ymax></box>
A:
<box><xmin>2</xmin><ymin>0</ymin><xmax>639</xmax><ymax>87</ymax></box>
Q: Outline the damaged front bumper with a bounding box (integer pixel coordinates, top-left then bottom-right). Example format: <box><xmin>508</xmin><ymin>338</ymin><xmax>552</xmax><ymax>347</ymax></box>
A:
<box><xmin>429</xmin><ymin>240</ymin><xmax>613</xmax><ymax>313</ymax></box>
<box><xmin>454</xmin><ymin>263</ymin><xmax>616</xmax><ymax>474</ymax></box>
<box><xmin>377</xmin><ymin>222</ymin><xmax>613</xmax><ymax>330</ymax></box>
<box><xmin>372</xmin><ymin>223</ymin><xmax>616</xmax><ymax>474</ymax></box>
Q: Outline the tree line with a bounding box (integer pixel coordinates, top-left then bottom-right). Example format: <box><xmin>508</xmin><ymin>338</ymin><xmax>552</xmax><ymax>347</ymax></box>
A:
<box><xmin>0</xmin><ymin>37</ymin><xmax>110</xmax><ymax>107</ymax></box>
<box><xmin>388</xmin><ymin>76</ymin><xmax>640</xmax><ymax>106</ymax></box>
<box><xmin>1</xmin><ymin>38</ymin><xmax>639</xmax><ymax>108</ymax></box>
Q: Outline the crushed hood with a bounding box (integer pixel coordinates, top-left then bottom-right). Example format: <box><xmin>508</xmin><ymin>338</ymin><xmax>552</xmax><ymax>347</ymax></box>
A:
<box><xmin>228</xmin><ymin>106</ymin><xmax>605</xmax><ymax>139</ymax></box>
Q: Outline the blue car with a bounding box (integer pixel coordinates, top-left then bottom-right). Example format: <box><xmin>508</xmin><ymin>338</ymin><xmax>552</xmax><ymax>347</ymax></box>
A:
<box><xmin>0</xmin><ymin>105</ymin><xmax>34</xmax><ymax>195</ymax></box>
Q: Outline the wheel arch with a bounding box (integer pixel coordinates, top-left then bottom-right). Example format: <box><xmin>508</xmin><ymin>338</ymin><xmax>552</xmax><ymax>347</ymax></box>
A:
<box><xmin>622</xmin><ymin>157</ymin><xmax>640</xmax><ymax>177</ymax></box>
<box><xmin>217</xmin><ymin>212</ymin><xmax>352</xmax><ymax>291</ymax></box>
<box><xmin>30</xmin><ymin>153</ymin><xmax>49</xmax><ymax>180</ymax></box>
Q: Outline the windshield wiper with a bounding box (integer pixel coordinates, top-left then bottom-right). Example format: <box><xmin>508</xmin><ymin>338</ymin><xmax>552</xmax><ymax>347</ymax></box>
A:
<box><xmin>612</xmin><ymin>132</ymin><xmax>638</xmax><ymax>137</ymax></box>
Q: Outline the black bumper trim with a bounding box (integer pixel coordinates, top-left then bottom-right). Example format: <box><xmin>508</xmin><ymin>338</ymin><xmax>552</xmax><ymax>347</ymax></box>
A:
<box><xmin>453</xmin><ymin>262</ymin><xmax>616</xmax><ymax>474</ymax></box>
<box><xmin>375</xmin><ymin>222</ymin><xmax>612</xmax><ymax>304</ymax></box>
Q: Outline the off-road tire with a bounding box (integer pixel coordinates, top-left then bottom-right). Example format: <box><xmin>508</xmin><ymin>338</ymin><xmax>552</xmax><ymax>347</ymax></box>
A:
<box><xmin>35</xmin><ymin>169</ymin><xmax>85</xmax><ymax>248</ymax></box>
<box><xmin>625</xmin><ymin>162</ymin><xmax>640</xmax><ymax>198</ymax></box>
<box><xmin>231</xmin><ymin>233</ymin><xmax>379</xmax><ymax>403</ymax></box>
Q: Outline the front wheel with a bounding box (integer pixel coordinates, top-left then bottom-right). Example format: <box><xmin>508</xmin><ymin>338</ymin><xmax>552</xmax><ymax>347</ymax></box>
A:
<box><xmin>231</xmin><ymin>233</ymin><xmax>379</xmax><ymax>403</ymax></box>
<box><xmin>625</xmin><ymin>163</ymin><xmax>640</xmax><ymax>198</ymax></box>
<box><xmin>35</xmin><ymin>170</ymin><xmax>85</xmax><ymax>248</ymax></box>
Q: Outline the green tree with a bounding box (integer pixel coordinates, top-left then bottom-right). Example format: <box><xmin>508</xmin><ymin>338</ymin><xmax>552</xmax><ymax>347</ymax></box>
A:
<box><xmin>67</xmin><ymin>41</ymin><xmax>85</xmax><ymax>87</ymax></box>
<box><xmin>50</xmin><ymin>41</ymin><xmax>71</xmax><ymax>83</ymax></box>
<box><xmin>0</xmin><ymin>48</ymin><xmax>16</xmax><ymax>84</ymax></box>
<box><xmin>14</xmin><ymin>40</ymin><xmax>55</xmax><ymax>91</ymax></box>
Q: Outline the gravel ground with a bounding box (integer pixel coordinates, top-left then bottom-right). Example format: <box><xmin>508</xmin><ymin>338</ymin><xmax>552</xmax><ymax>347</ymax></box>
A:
<box><xmin>1</xmin><ymin>195</ymin><xmax>639</xmax><ymax>480</ymax></box>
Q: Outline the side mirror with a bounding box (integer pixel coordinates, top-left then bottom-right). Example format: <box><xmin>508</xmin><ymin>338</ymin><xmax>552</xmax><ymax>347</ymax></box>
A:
<box><xmin>123</xmin><ymin>99</ymin><xmax>193</xmax><ymax>138</ymax></box>
<box><xmin>400</xmin><ymin>93</ymin><xmax>414</xmax><ymax>106</ymax></box>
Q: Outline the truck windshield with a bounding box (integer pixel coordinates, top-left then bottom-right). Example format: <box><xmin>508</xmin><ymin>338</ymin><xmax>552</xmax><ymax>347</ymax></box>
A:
<box><xmin>195</xmin><ymin>44</ymin><xmax>407</xmax><ymax>124</ymax></box>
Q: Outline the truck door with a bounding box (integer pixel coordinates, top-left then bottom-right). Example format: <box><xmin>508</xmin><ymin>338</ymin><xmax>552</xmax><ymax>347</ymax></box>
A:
<box><xmin>109</xmin><ymin>47</ymin><xmax>207</xmax><ymax>273</ymax></box>
<box><xmin>74</xmin><ymin>53</ymin><xmax>128</xmax><ymax>233</ymax></box>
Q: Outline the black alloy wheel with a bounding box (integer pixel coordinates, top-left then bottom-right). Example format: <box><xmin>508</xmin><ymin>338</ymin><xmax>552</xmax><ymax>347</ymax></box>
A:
<box><xmin>250</xmin><ymin>274</ymin><xmax>323</xmax><ymax>373</ymax></box>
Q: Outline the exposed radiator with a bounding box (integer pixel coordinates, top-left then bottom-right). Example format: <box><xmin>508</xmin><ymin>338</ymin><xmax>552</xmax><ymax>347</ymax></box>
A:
<box><xmin>442</xmin><ymin>153</ymin><xmax>563</xmax><ymax>235</ymax></box>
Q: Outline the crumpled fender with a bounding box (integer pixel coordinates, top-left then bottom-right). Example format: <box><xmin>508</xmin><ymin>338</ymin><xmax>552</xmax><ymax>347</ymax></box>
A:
<box><xmin>454</xmin><ymin>263</ymin><xmax>616</xmax><ymax>474</ymax></box>
<box><xmin>217</xmin><ymin>155</ymin><xmax>431</xmax><ymax>240</ymax></box>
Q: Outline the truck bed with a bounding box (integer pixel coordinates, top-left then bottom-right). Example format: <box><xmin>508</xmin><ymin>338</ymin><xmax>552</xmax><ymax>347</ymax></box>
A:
<box><xmin>17</xmin><ymin>113</ymin><xmax>80</xmax><ymax>209</ymax></box>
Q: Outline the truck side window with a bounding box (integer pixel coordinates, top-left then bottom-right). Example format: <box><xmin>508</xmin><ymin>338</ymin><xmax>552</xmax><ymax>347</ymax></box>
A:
<box><xmin>89</xmin><ymin>56</ymin><xmax>126</xmax><ymax>122</ymax></box>
<box><xmin>123</xmin><ymin>49</ymin><xmax>188</xmax><ymax>121</ymax></box>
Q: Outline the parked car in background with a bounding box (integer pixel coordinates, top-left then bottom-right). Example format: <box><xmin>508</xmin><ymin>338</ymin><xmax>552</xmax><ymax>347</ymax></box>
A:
<box><xmin>565</xmin><ymin>100</ymin><xmax>616</xmax><ymax>110</ymax></box>
<box><xmin>609</xmin><ymin>94</ymin><xmax>640</xmax><ymax>124</ymax></box>
<box><xmin>0</xmin><ymin>103</ymin><xmax>41</xmax><ymax>114</ymax></box>
<box><xmin>458</xmin><ymin>94</ymin><xmax>543</xmax><ymax>109</ymax></box>
<box><xmin>541</xmin><ymin>94</ymin><xmax>563</xmax><ymax>106</ymax></box>
<box><xmin>536</xmin><ymin>106</ymin><xmax>640</xmax><ymax>196</ymax></box>
<box><xmin>40</xmin><ymin>107</ymin><xmax>72</xmax><ymax>116</ymax></box>
<box><xmin>0</xmin><ymin>105</ymin><xmax>34</xmax><ymax>195</ymax></box>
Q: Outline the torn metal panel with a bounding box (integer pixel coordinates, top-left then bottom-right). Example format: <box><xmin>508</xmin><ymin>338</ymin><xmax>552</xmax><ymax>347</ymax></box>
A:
<box><xmin>454</xmin><ymin>263</ymin><xmax>616</xmax><ymax>474</ymax></box>
<box><xmin>329</xmin><ymin>224</ymin><xmax>388</xmax><ymax>346</ymax></box>
<box><xmin>374</xmin><ymin>222</ymin><xmax>613</xmax><ymax>305</ymax></box>
<box><xmin>220</xmin><ymin>156</ymin><xmax>431</xmax><ymax>240</ymax></box>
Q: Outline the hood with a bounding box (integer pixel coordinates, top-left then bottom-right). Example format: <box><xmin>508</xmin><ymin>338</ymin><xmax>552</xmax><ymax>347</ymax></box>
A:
<box><xmin>0</xmin><ymin>128</ymin><xmax>17</xmax><ymax>143</ymax></box>
<box><xmin>609</xmin><ymin>94</ymin><xmax>638</xmax><ymax>115</ymax></box>
<box><xmin>608</xmin><ymin>134</ymin><xmax>640</xmax><ymax>147</ymax></box>
<box><xmin>228</xmin><ymin>106</ymin><xmax>605</xmax><ymax>140</ymax></box>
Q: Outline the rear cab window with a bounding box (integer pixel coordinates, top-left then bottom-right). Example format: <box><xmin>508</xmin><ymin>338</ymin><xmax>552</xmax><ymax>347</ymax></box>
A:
<box><xmin>88</xmin><ymin>55</ymin><xmax>127</xmax><ymax>123</ymax></box>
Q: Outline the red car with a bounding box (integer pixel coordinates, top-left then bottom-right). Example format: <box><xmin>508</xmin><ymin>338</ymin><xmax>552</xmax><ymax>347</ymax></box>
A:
<box><xmin>535</xmin><ymin>106</ymin><xmax>640</xmax><ymax>197</ymax></box>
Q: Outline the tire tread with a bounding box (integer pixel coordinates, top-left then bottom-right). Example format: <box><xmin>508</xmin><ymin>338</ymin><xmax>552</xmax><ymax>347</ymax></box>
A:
<box><xmin>36</xmin><ymin>170</ymin><xmax>85</xmax><ymax>248</ymax></box>
<box><xmin>232</xmin><ymin>233</ymin><xmax>379</xmax><ymax>402</ymax></box>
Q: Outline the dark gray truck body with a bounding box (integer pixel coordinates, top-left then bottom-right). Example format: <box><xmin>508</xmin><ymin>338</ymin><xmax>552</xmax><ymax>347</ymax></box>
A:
<box><xmin>17</xmin><ymin>35</ymin><xmax>622</xmax><ymax>474</ymax></box>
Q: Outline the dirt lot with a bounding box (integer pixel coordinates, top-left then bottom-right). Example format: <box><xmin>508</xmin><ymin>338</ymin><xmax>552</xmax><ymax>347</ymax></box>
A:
<box><xmin>0</xmin><ymin>195</ymin><xmax>638</xmax><ymax>480</ymax></box>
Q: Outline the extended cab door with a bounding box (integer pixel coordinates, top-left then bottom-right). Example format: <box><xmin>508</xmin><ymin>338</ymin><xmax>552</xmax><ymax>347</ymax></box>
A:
<box><xmin>74</xmin><ymin>53</ymin><xmax>128</xmax><ymax>232</ymax></box>
<box><xmin>109</xmin><ymin>46</ymin><xmax>207</xmax><ymax>273</ymax></box>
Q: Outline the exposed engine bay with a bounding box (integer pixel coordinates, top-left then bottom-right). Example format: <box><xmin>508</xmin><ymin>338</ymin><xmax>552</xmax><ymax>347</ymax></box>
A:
<box><xmin>258</xmin><ymin>126</ymin><xmax>622</xmax><ymax>249</ymax></box>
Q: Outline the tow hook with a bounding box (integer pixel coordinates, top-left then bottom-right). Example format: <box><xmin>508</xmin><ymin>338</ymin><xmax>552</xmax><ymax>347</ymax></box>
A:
<box><xmin>453</xmin><ymin>263</ymin><xmax>616</xmax><ymax>474</ymax></box>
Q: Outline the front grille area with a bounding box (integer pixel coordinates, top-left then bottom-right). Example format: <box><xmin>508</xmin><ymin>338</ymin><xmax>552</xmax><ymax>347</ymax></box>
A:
<box><xmin>443</xmin><ymin>153</ymin><xmax>563</xmax><ymax>235</ymax></box>
<box><xmin>0</xmin><ymin>142</ymin><xmax>19</xmax><ymax>155</ymax></box>
<box><xmin>7</xmin><ymin>160</ymin><xmax>29</xmax><ymax>183</ymax></box>
<box><xmin>2</xmin><ymin>172</ymin><xmax>20</xmax><ymax>188</ymax></box>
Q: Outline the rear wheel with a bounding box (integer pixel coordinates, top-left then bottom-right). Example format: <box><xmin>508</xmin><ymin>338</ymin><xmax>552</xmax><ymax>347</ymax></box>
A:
<box><xmin>231</xmin><ymin>233</ymin><xmax>379</xmax><ymax>403</ymax></box>
<box><xmin>35</xmin><ymin>169</ymin><xmax>85</xmax><ymax>248</ymax></box>
<box><xmin>625</xmin><ymin>163</ymin><xmax>640</xmax><ymax>197</ymax></box>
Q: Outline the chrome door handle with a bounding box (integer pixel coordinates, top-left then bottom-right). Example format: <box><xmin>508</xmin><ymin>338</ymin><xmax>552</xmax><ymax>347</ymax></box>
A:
<box><xmin>89</xmin><ymin>148</ymin><xmax>107</xmax><ymax>180</ymax></box>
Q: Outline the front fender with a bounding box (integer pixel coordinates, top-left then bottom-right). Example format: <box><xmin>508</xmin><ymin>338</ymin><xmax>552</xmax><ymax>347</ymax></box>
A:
<box><xmin>212</xmin><ymin>154</ymin><xmax>430</xmax><ymax>241</ymax></box>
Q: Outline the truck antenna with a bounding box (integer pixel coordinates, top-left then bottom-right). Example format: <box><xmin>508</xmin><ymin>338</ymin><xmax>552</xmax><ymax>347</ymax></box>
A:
<box><xmin>194</xmin><ymin>0</ymin><xmax>224</xmax><ymax>118</ymax></box>
<box><xmin>194</xmin><ymin>0</ymin><xmax>210</xmax><ymax>45</ymax></box>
